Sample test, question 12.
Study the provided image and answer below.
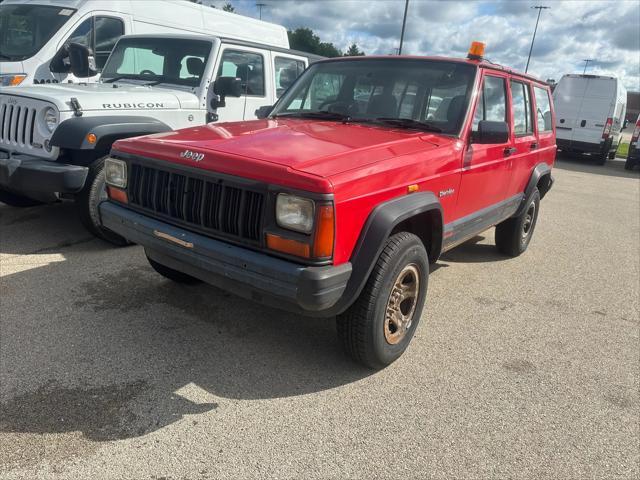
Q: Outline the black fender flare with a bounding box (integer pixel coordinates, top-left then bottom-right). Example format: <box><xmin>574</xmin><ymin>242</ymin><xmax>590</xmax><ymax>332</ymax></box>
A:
<box><xmin>331</xmin><ymin>192</ymin><xmax>443</xmax><ymax>315</ymax></box>
<box><xmin>50</xmin><ymin>116</ymin><xmax>172</xmax><ymax>153</ymax></box>
<box><xmin>514</xmin><ymin>162</ymin><xmax>553</xmax><ymax>216</ymax></box>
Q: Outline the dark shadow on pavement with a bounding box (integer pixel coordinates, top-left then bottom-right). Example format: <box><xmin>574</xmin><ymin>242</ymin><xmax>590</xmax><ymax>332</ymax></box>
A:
<box><xmin>440</xmin><ymin>235</ymin><xmax>509</xmax><ymax>264</ymax></box>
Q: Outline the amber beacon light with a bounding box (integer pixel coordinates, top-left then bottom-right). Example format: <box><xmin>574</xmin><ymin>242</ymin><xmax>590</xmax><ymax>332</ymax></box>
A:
<box><xmin>467</xmin><ymin>41</ymin><xmax>486</xmax><ymax>60</ymax></box>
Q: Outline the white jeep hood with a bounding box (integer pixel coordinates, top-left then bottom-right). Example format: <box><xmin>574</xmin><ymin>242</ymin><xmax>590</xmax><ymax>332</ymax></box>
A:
<box><xmin>2</xmin><ymin>83</ymin><xmax>198</xmax><ymax>112</ymax></box>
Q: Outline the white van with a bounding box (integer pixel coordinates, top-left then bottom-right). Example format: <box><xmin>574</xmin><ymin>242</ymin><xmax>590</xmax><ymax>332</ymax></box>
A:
<box><xmin>553</xmin><ymin>74</ymin><xmax>627</xmax><ymax>164</ymax></box>
<box><xmin>0</xmin><ymin>0</ymin><xmax>288</xmax><ymax>87</ymax></box>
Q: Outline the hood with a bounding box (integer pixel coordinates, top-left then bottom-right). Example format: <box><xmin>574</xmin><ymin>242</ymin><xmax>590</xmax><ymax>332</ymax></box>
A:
<box><xmin>113</xmin><ymin>118</ymin><xmax>450</xmax><ymax>192</ymax></box>
<box><xmin>0</xmin><ymin>82</ymin><xmax>198</xmax><ymax>112</ymax></box>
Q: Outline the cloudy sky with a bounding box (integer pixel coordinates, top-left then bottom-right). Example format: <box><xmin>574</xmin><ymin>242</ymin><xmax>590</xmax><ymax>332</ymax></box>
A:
<box><xmin>203</xmin><ymin>0</ymin><xmax>640</xmax><ymax>90</ymax></box>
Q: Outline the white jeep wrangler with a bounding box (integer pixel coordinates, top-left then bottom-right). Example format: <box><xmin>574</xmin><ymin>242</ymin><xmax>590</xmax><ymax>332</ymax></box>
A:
<box><xmin>0</xmin><ymin>33</ymin><xmax>317</xmax><ymax>243</ymax></box>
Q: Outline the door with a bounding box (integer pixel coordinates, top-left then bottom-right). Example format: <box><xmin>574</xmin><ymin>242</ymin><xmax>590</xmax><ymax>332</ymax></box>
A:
<box><xmin>273</xmin><ymin>54</ymin><xmax>307</xmax><ymax>99</ymax></box>
<box><xmin>506</xmin><ymin>79</ymin><xmax>538</xmax><ymax>197</ymax></box>
<box><xmin>53</xmin><ymin>14</ymin><xmax>126</xmax><ymax>84</ymax></box>
<box><xmin>456</xmin><ymin>73</ymin><xmax>512</xmax><ymax>220</ymax></box>
<box><xmin>532</xmin><ymin>85</ymin><xmax>555</xmax><ymax>167</ymax></box>
<box><xmin>573</xmin><ymin>77</ymin><xmax>615</xmax><ymax>146</ymax></box>
<box><xmin>213</xmin><ymin>47</ymin><xmax>274</xmax><ymax>122</ymax></box>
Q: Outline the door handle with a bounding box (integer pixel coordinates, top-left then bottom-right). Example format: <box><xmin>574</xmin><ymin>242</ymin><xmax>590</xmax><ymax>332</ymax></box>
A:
<box><xmin>530</xmin><ymin>142</ymin><xmax>538</xmax><ymax>150</ymax></box>
<box><xmin>503</xmin><ymin>147</ymin><xmax>517</xmax><ymax>156</ymax></box>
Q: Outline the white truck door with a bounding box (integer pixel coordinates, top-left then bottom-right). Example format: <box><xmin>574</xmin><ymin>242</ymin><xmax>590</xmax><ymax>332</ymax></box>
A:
<box><xmin>272</xmin><ymin>53</ymin><xmax>307</xmax><ymax>100</ymax></box>
<box><xmin>555</xmin><ymin>76</ymin><xmax>588</xmax><ymax>143</ymax></box>
<box><xmin>213</xmin><ymin>46</ymin><xmax>274</xmax><ymax>122</ymax></box>
<box><xmin>52</xmin><ymin>13</ymin><xmax>128</xmax><ymax>84</ymax></box>
<box><xmin>572</xmin><ymin>77</ymin><xmax>616</xmax><ymax>145</ymax></box>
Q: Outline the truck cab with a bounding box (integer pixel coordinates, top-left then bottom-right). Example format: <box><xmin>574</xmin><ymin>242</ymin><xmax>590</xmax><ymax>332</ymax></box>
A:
<box><xmin>99</xmin><ymin>43</ymin><xmax>556</xmax><ymax>368</ymax></box>
<box><xmin>0</xmin><ymin>33</ymin><xmax>317</xmax><ymax>243</ymax></box>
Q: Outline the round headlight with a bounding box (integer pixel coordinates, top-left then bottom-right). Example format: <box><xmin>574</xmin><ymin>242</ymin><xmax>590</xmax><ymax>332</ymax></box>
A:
<box><xmin>43</xmin><ymin>107</ymin><xmax>58</xmax><ymax>132</ymax></box>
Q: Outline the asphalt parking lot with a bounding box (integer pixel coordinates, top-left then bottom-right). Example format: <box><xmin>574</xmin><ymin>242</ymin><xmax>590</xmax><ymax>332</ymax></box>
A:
<box><xmin>0</xmin><ymin>154</ymin><xmax>638</xmax><ymax>480</ymax></box>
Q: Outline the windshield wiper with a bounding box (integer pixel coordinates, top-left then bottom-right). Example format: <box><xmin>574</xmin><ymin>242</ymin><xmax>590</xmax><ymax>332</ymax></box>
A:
<box><xmin>103</xmin><ymin>75</ymin><xmax>160</xmax><ymax>85</ymax></box>
<box><xmin>0</xmin><ymin>54</ymin><xmax>13</xmax><ymax>60</ymax></box>
<box><xmin>273</xmin><ymin>111</ymin><xmax>352</xmax><ymax>122</ymax></box>
<box><xmin>372</xmin><ymin>117</ymin><xmax>443</xmax><ymax>133</ymax></box>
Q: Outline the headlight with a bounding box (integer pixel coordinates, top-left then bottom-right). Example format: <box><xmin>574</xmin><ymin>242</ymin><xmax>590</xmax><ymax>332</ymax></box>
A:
<box><xmin>276</xmin><ymin>193</ymin><xmax>315</xmax><ymax>233</ymax></box>
<box><xmin>105</xmin><ymin>158</ymin><xmax>127</xmax><ymax>188</ymax></box>
<box><xmin>0</xmin><ymin>74</ymin><xmax>27</xmax><ymax>87</ymax></box>
<box><xmin>43</xmin><ymin>107</ymin><xmax>58</xmax><ymax>132</ymax></box>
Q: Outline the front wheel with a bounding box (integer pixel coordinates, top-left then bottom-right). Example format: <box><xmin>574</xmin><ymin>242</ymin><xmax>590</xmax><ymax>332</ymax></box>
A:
<box><xmin>336</xmin><ymin>232</ymin><xmax>429</xmax><ymax>369</ymax></box>
<box><xmin>495</xmin><ymin>188</ymin><xmax>540</xmax><ymax>257</ymax></box>
<box><xmin>76</xmin><ymin>156</ymin><xmax>130</xmax><ymax>246</ymax></box>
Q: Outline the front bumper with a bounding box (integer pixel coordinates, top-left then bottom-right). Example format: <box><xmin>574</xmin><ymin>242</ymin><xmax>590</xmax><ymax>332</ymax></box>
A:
<box><xmin>0</xmin><ymin>150</ymin><xmax>88</xmax><ymax>200</ymax></box>
<box><xmin>100</xmin><ymin>201</ymin><xmax>352</xmax><ymax>317</ymax></box>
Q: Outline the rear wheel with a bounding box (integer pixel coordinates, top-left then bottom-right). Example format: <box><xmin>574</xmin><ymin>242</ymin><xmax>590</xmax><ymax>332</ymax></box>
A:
<box><xmin>76</xmin><ymin>156</ymin><xmax>130</xmax><ymax>246</ymax></box>
<box><xmin>495</xmin><ymin>189</ymin><xmax>540</xmax><ymax>257</ymax></box>
<box><xmin>625</xmin><ymin>158</ymin><xmax>637</xmax><ymax>170</ymax></box>
<box><xmin>336</xmin><ymin>232</ymin><xmax>428</xmax><ymax>369</ymax></box>
<box><xmin>0</xmin><ymin>188</ymin><xmax>43</xmax><ymax>207</ymax></box>
<box><xmin>146</xmin><ymin>252</ymin><xmax>202</xmax><ymax>284</ymax></box>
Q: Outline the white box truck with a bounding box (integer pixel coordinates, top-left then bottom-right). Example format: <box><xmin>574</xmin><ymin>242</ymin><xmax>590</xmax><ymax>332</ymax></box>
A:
<box><xmin>553</xmin><ymin>74</ymin><xmax>627</xmax><ymax>164</ymax></box>
<box><xmin>0</xmin><ymin>0</ymin><xmax>289</xmax><ymax>87</ymax></box>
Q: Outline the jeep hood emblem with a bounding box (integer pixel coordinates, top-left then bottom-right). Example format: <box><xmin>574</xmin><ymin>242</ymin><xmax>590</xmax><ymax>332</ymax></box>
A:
<box><xmin>180</xmin><ymin>150</ymin><xmax>205</xmax><ymax>162</ymax></box>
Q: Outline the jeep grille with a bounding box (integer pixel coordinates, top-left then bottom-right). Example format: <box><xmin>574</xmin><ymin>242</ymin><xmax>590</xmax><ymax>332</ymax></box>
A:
<box><xmin>127</xmin><ymin>162</ymin><xmax>265</xmax><ymax>243</ymax></box>
<box><xmin>0</xmin><ymin>96</ymin><xmax>57</xmax><ymax>159</ymax></box>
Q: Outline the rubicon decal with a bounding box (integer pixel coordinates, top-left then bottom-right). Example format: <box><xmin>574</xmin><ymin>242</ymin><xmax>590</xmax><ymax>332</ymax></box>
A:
<box><xmin>102</xmin><ymin>102</ymin><xmax>165</xmax><ymax>109</ymax></box>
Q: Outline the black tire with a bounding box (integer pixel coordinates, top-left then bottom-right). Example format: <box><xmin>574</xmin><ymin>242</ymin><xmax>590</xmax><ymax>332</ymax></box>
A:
<box><xmin>0</xmin><ymin>188</ymin><xmax>43</xmax><ymax>207</ymax></box>
<box><xmin>336</xmin><ymin>232</ymin><xmax>429</xmax><ymax>369</ymax></box>
<box><xmin>495</xmin><ymin>188</ymin><xmax>540</xmax><ymax>257</ymax></box>
<box><xmin>146</xmin><ymin>253</ymin><xmax>202</xmax><ymax>285</ymax></box>
<box><xmin>625</xmin><ymin>158</ymin><xmax>636</xmax><ymax>170</ymax></box>
<box><xmin>76</xmin><ymin>156</ymin><xmax>130</xmax><ymax>246</ymax></box>
<box><xmin>608</xmin><ymin>150</ymin><xmax>617</xmax><ymax>160</ymax></box>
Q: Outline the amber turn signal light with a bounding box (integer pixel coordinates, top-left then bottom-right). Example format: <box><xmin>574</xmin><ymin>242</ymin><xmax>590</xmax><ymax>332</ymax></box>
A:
<box><xmin>313</xmin><ymin>205</ymin><xmax>335</xmax><ymax>258</ymax></box>
<box><xmin>266</xmin><ymin>233</ymin><xmax>310</xmax><ymax>258</ymax></box>
<box><xmin>107</xmin><ymin>186</ymin><xmax>128</xmax><ymax>204</ymax></box>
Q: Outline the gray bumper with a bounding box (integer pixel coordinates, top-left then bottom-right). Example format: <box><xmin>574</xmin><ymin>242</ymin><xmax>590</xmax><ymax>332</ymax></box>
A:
<box><xmin>0</xmin><ymin>150</ymin><xmax>88</xmax><ymax>199</ymax></box>
<box><xmin>100</xmin><ymin>201</ymin><xmax>352</xmax><ymax>316</ymax></box>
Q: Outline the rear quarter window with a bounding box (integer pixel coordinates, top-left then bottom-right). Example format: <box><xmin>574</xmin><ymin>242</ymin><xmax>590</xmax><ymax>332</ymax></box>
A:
<box><xmin>534</xmin><ymin>86</ymin><xmax>553</xmax><ymax>132</ymax></box>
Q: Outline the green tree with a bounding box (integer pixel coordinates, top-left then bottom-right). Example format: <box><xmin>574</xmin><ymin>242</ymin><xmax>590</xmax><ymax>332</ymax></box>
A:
<box><xmin>287</xmin><ymin>28</ymin><xmax>342</xmax><ymax>58</ymax></box>
<box><xmin>345</xmin><ymin>43</ymin><xmax>365</xmax><ymax>56</ymax></box>
<box><xmin>222</xmin><ymin>2</ymin><xmax>235</xmax><ymax>12</ymax></box>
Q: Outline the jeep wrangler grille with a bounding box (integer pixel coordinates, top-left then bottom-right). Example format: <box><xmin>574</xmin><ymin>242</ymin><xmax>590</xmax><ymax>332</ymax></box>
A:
<box><xmin>127</xmin><ymin>162</ymin><xmax>265</xmax><ymax>243</ymax></box>
<box><xmin>0</xmin><ymin>103</ymin><xmax>37</xmax><ymax>147</ymax></box>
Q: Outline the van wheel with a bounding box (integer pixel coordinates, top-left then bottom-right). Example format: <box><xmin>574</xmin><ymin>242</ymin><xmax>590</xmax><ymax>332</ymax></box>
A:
<box><xmin>608</xmin><ymin>150</ymin><xmax>617</xmax><ymax>160</ymax></box>
<box><xmin>76</xmin><ymin>156</ymin><xmax>130</xmax><ymax>246</ymax></box>
<box><xmin>336</xmin><ymin>232</ymin><xmax>428</xmax><ymax>369</ymax></box>
<box><xmin>0</xmin><ymin>188</ymin><xmax>43</xmax><ymax>207</ymax></box>
<box><xmin>146</xmin><ymin>252</ymin><xmax>202</xmax><ymax>284</ymax></box>
<box><xmin>625</xmin><ymin>158</ymin><xmax>637</xmax><ymax>170</ymax></box>
<box><xmin>495</xmin><ymin>188</ymin><xmax>540</xmax><ymax>257</ymax></box>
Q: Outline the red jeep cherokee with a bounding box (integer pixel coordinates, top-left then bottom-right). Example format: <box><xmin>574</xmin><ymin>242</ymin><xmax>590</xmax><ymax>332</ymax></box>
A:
<box><xmin>100</xmin><ymin>47</ymin><xmax>555</xmax><ymax>368</ymax></box>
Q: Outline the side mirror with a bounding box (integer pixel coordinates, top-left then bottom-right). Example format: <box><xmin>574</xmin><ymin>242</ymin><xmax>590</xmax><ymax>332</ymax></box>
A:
<box><xmin>473</xmin><ymin>120</ymin><xmax>509</xmax><ymax>144</ymax></box>
<box><xmin>209</xmin><ymin>76</ymin><xmax>243</xmax><ymax>110</ymax></box>
<box><xmin>68</xmin><ymin>43</ymin><xmax>98</xmax><ymax>78</ymax></box>
<box><xmin>255</xmin><ymin>105</ymin><xmax>273</xmax><ymax>119</ymax></box>
<box><xmin>49</xmin><ymin>44</ymin><xmax>71</xmax><ymax>73</ymax></box>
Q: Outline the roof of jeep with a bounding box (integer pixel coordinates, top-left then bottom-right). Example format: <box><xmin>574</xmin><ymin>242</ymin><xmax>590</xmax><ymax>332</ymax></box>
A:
<box><xmin>314</xmin><ymin>55</ymin><xmax>548</xmax><ymax>86</ymax></box>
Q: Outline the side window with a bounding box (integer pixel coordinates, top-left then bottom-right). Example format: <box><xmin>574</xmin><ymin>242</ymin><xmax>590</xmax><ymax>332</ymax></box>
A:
<box><xmin>472</xmin><ymin>75</ymin><xmax>507</xmax><ymax>133</ymax></box>
<box><xmin>94</xmin><ymin>17</ymin><xmax>124</xmax><ymax>69</ymax></box>
<box><xmin>274</xmin><ymin>57</ymin><xmax>305</xmax><ymax>97</ymax></box>
<box><xmin>67</xmin><ymin>17</ymin><xmax>92</xmax><ymax>47</ymax></box>
<box><xmin>511</xmin><ymin>80</ymin><xmax>534</xmax><ymax>135</ymax></box>
<box><xmin>534</xmin><ymin>86</ymin><xmax>553</xmax><ymax>132</ymax></box>
<box><xmin>217</xmin><ymin>49</ymin><xmax>265</xmax><ymax>96</ymax></box>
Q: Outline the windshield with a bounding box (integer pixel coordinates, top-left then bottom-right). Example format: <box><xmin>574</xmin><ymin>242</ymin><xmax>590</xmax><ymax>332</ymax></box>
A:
<box><xmin>0</xmin><ymin>4</ymin><xmax>76</xmax><ymax>61</ymax></box>
<box><xmin>272</xmin><ymin>59</ymin><xmax>477</xmax><ymax>135</ymax></box>
<box><xmin>101</xmin><ymin>37</ymin><xmax>213</xmax><ymax>87</ymax></box>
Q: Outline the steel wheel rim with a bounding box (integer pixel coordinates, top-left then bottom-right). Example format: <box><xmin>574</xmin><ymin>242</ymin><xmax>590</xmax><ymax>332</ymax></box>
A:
<box><xmin>384</xmin><ymin>264</ymin><xmax>420</xmax><ymax>345</ymax></box>
<box><xmin>522</xmin><ymin>203</ymin><xmax>536</xmax><ymax>239</ymax></box>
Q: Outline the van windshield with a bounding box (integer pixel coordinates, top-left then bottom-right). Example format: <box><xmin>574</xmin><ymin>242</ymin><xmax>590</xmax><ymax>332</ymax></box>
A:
<box><xmin>0</xmin><ymin>4</ymin><xmax>76</xmax><ymax>61</ymax></box>
<box><xmin>101</xmin><ymin>37</ymin><xmax>213</xmax><ymax>88</ymax></box>
<box><xmin>271</xmin><ymin>59</ymin><xmax>477</xmax><ymax>135</ymax></box>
